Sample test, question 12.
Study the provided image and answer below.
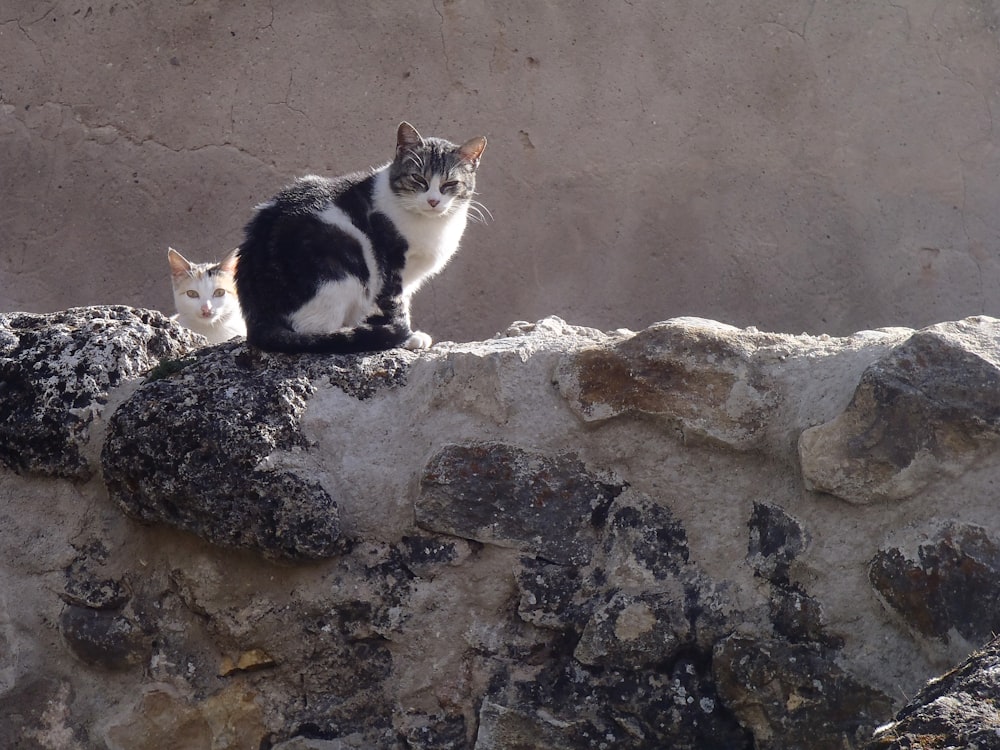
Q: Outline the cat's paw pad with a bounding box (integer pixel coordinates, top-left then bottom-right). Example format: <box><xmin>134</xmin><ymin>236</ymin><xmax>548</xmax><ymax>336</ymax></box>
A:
<box><xmin>403</xmin><ymin>331</ymin><xmax>433</xmax><ymax>350</ymax></box>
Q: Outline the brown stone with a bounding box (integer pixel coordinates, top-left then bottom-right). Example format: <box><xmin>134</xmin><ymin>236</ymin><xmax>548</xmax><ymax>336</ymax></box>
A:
<box><xmin>558</xmin><ymin>318</ymin><xmax>780</xmax><ymax>449</ymax></box>
<box><xmin>104</xmin><ymin>685</ymin><xmax>267</xmax><ymax>750</ymax></box>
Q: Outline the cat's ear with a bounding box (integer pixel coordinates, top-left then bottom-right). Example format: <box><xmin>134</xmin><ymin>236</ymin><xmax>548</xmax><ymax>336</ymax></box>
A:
<box><xmin>218</xmin><ymin>248</ymin><xmax>240</xmax><ymax>274</ymax></box>
<box><xmin>396</xmin><ymin>122</ymin><xmax>423</xmax><ymax>155</ymax></box>
<box><xmin>458</xmin><ymin>136</ymin><xmax>487</xmax><ymax>167</ymax></box>
<box><xmin>167</xmin><ymin>247</ymin><xmax>193</xmax><ymax>278</ymax></box>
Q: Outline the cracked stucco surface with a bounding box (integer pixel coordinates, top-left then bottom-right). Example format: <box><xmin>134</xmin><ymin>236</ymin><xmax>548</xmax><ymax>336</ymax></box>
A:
<box><xmin>2</xmin><ymin>1</ymin><xmax>1000</xmax><ymax>340</ymax></box>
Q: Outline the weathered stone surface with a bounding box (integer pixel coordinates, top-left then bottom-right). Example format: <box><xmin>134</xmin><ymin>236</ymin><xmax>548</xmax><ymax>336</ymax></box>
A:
<box><xmin>747</xmin><ymin>502</ymin><xmax>809</xmax><ymax>584</ymax></box>
<box><xmin>59</xmin><ymin>605</ymin><xmax>146</xmax><ymax>671</ymax></box>
<box><xmin>493</xmin><ymin>650</ymin><xmax>754</xmax><ymax>750</ymax></box>
<box><xmin>10</xmin><ymin>309</ymin><xmax>1000</xmax><ymax>747</ymax></box>
<box><xmin>103</xmin><ymin>685</ymin><xmax>267</xmax><ymax>750</ymax></box>
<box><xmin>498</xmin><ymin>490</ymin><xmax>755</xmax><ymax>749</ymax></box>
<box><xmin>800</xmin><ymin>317</ymin><xmax>1000</xmax><ymax>503</ymax></box>
<box><xmin>745</xmin><ymin>504</ymin><xmax>843</xmax><ymax>649</ymax></box>
<box><xmin>0</xmin><ymin>679</ymin><xmax>88</xmax><ymax>750</ymax></box>
<box><xmin>102</xmin><ymin>344</ymin><xmax>411</xmax><ymax>560</ymax></box>
<box><xmin>714</xmin><ymin>635</ymin><xmax>894</xmax><ymax>750</ymax></box>
<box><xmin>869</xmin><ymin>523</ymin><xmax>1000</xmax><ymax>644</ymax></box>
<box><xmin>557</xmin><ymin>318</ymin><xmax>780</xmax><ymax>448</ymax></box>
<box><xmin>417</xmin><ymin>442</ymin><xmax>622</xmax><ymax>565</ymax></box>
<box><xmin>62</xmin><ymin>540</ymin><xmax>131</xmax><ymax>611</ymax></box>
<box><xmin>865</xmin><ymin>634</ymin><xmax>1000</xmax><ymax>749</ymax></box>
<box><xmin>573</xmin><ymin>588</ymin><xmax>691</xmax><ymax>668</ymax></box>
<box><xmin>0</xmin><ymin>306</ymin><xmax>199</xmax><ymax>479</ymax></box>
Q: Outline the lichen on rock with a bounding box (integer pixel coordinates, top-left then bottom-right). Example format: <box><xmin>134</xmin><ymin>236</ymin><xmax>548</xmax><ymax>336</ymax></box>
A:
<box><xmin>0</xmin><ymin>306</ymin><xmax>200</xmax><ymax>479</ymax></box>
<box><xmin>102</xmin><ymin>343</ymin><xmax>413</xmax><ymax>560</ymax></box>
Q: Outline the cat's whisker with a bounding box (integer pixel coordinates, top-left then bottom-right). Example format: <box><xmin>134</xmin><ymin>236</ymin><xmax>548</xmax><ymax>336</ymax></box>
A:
<box><xmin>467</xmin><ymin>200</ymin><xmax>493</xmax><ymax>225</ymax></box>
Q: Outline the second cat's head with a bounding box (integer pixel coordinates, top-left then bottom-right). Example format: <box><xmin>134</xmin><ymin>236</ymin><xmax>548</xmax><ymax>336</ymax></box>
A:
<box><xmin>168</xmin><ymin>247</ymin><xmax>241</xmax><ymax>323</ymax></box>
<box><xmin>388</xmin><ymin>122</ymin><xmax>486</xmax><ymax>218</ymax></box>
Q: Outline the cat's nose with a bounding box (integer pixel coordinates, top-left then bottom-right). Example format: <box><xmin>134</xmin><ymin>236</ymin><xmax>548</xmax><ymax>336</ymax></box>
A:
<box><xmin>427</xmin><ymin>198</ymin><xmax>439</xmax><ymax>208</ymax></box>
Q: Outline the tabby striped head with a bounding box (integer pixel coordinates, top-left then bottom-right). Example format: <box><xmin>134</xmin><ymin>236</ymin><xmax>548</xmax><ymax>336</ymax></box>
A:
<box><xmin>388</xmin><ymin>122</ymin><xmax>487</xmax><ymax>218</ymax></box>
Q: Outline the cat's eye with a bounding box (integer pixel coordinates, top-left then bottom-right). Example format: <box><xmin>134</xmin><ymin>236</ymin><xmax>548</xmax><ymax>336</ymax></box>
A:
<box><xmin>185</xmin><ymin>290</ymin><xmax>200</xmax><ymax>299</ymax></box>
<box><xmin>213</xmin><ymin>289</ymin><xmax>226</xmax><ymax>298</ymax></box>
<box><xmin>410</xmin><ymin>174</ymin><xmax>428</xmax><ymax>189</ymax></box>
<box><xmin>441</xmin><ymin>180</ymin><xmax>459</xmax><ymax>192</ymax></box>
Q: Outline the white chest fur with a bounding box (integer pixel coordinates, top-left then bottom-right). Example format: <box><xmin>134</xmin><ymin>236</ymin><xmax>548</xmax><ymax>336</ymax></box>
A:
<box><xmin>371</xmin><ymin>168</ymin><xmax>469</xmax><ymax>296</ymax></box>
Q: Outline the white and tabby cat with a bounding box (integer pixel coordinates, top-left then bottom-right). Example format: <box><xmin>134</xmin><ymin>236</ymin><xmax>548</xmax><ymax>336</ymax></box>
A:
<box><xmin>168</xmin><ymin>247</ymin><xmax>247</xmax><ymax>344</ymax></box>
<box><xmin>235</xmin><ymin>121</ymin><xmax>487</xmax><ymax>354</ymax></box>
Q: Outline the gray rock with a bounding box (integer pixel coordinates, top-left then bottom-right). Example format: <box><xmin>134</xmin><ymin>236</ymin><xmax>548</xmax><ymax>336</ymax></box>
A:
<box><xmin>573</xmin><ymin>587</ymin><xmax>691</xmax><ymax>668</ymax></box>
<box><xmin>866</xmin><ymin>634</ymin><xmax>1000</xmax><ymax>749</ymax></box>
<box><xmin>714</xmin><ymin>635</ymin><xmax>894</xmax><ymax>750</ymax></box>
<box><xmin>747</xmin><ymin>502</ymin><xmax>809</xmax><ymax>584</ymax></box>
<box><xmin>58</xmin><ymin>605</ymin><xmax>146</xmax><ymax>670</ymax></box>
<box><xmin>800</xmin><ymin>317</ymin><xmax>1000</xmax><ymax>503</ymax></box>
<box><xmin>102</xmin><ymin>344</ymin><xmax>411</xmax><ymax>560</ymax></box>
<box><xmin>0</xmin><ymin>306</ymin><xmax>199</xmax><ymax>479</ymax></box>
<box><xmin>416</xmin><ymin>442</ymin><xmax>623</xmax><ymax>565</ymax></box>
<box><xmin>0</xmin><ymin>679</ymin><xmax>87</xmax><ymax>749</ymax></box>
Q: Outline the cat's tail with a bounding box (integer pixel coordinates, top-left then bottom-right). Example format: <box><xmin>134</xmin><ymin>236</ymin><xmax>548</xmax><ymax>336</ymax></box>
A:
<box><xmin>246</xmin><ymin>322</ymin><xmax>413</xmax><ymax>354</ymax></box>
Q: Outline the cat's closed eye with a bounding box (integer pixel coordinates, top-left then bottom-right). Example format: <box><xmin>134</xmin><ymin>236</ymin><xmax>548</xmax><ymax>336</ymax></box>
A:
<box><xmin>409</xmin><ymin>174</ymin><xmax>428</xmax><ymax>189</ymax></box>
<box><xmin>441</xmin><ymin>180</ymin><xmax>459</xmax><ymax>192</ymax></box>
<box><xmin>186</xmin><ymin>290</ymin><xmax>200</xmax><ymax>299</ymax></box>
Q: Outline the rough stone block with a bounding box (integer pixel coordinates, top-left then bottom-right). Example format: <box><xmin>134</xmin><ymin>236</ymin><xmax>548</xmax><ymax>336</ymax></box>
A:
<box><xmin>800</xmin><ymin>318</ymin><xmax>1000</xmax><ymax>503</ymax></box>
<box><xmin>417</xmin><ymin>442</ymin><xmax>623</xmax><ymax>565</ymax></box>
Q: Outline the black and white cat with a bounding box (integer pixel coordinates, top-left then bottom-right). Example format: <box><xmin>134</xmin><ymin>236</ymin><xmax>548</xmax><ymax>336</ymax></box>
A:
<box><xmin>235</xmin><ymin>121</ymin><xmax>487</xmax><ymax>354</ymax></box>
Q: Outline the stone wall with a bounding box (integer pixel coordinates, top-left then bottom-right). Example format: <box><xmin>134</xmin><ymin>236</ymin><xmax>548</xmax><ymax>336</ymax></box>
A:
<box><xmin>4</xmin><ymin>306</ymin><xmax>1000</xmax><ymax>748</ymax></box>
<box><xmin>3</xmin><ymin>1</ymin><xmax>1000</xmax><ymax>342</ymax></box>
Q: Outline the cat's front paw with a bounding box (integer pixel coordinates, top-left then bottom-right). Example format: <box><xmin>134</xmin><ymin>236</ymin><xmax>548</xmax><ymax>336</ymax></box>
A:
<box><xmin>403</xmin><ymin>330</ymin><xmax>433</xmax><ymax>350</ymax></box>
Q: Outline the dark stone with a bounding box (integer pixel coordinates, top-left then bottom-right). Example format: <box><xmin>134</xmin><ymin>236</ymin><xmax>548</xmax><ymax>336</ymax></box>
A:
<box><xmin>0</xmin><ymin>306</ymin><xmax>199</xmax><ymax>480</ymax></box>
<box><xmin>573</xmin><ymin>588</ymin><xmax>691</xmax><ymax>668</ymax></box>
<box><xmin>599</xmin><ymin>492</ymin><xmax>690</xmax><ymax>578</ymax></box>
<box><xmin>869</xmin><ymin>523</ymin><xmax>1000</xmax><ymax>643</ymax></box>
<box><xmin>769</xmin><ymin>585</ymin><xmax>842</xmax><ymax>649</ymax></box>
<box><xmin>864</xmin><ymin>633</ymin><xmax>1000</xmax><ymax>749</ymax></box>
<box><xmin>515</xmin><ymin>557</ymin><xmax>592</xmax><ymax>633</ymax></box>
<box><xmin>747</xmin><ymin>502</ymin><xmax>808</xmax><ymax>584</ymax></box>
<box><xmin>713</xmin><ymin>635</ymin><xmax>894</xmax><ymax>750</ymax></box>
<box><xmin>60</xmin><ymin>576</ymin><xmax>130</xmax><ymax>610</ymax></box>
<box><xmin>416</xmin><ymin>442</ymin><xmax>623</xmax><ymax>565</ymax></box>
<box><xmin>493</xmin><ymin>650</ymin><xmax>752</xmax><ymax>750</ymax></box>
<box><xmin>103</xmin><ymin>344</ymin><xmax>411</xmax><ymax>560</ymax></box>
<box><xmin>0</xmin><ymin>677</ymin><xmax>90</xmax><ymax>749</ymax></box>
<box><xmin>396</xmin><ymin>534</ymin><xmax>473</xmax><ymax>579</ymax></box>
<box><xmin>278</xmin><ymin>620</ymin><xmax>396</xmax><ymax>740</ymax></box>
<box><xmin>59</xmin><ymin>605</ymin><xmax>146</xmax><ymax>670</ymax></box>
<box><xmin>848</xmin><ymin>331</ymin><xmax>1000</xmax><ymax>468</ymax></box>
<box><xmin>61</xmin><ymin>539</ymin><xmax>131</xmax><ymax>609</ymax></box>
<box><xmin>400</xmin><ymin>713</ymin><xmax>467</xmax><ymax>749</ymax></box>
